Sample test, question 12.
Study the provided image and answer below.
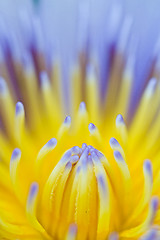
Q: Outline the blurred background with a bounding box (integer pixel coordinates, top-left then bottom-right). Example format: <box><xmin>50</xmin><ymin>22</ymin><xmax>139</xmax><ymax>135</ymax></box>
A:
<box><xmin>0</xmin><ymin>0</ymin><xmax>160</xmax><ymax>115</ymax></box>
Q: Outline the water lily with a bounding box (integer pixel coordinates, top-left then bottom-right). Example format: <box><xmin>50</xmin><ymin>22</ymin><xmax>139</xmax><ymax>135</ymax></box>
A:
<box><xmin>0</xmin><ymin>0</ymin><xmax>160</xmax><ymax>239</ymax></box>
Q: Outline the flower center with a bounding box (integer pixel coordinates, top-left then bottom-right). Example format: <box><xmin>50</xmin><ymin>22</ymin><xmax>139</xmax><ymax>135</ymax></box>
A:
<box><xmin>37</xmin><ymin>143</ymin><xmax>112</xmax><ymax>239</ymax></box>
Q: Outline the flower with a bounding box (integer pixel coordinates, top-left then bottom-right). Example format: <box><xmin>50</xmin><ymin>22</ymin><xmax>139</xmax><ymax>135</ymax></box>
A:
<box><xmin>0</xmin><ymin>1</ymin><xmax>160</xmax><ymax>240</ymax></box>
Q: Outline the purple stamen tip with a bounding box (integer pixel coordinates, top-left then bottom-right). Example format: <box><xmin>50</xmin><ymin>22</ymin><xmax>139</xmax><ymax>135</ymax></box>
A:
<box><xmin>116</xmin><ymin>114</ymin><xmax>124</xmax><ymax>125</ymax></box>
<box><xmin>87</xmin><ymin>155</ymin><xmax>92</xmax><ymax>164</ymax></box>
<box><xmin>11</xmin><ymin>148</ymin><xmax>21</xmax><ymax>161</ymax></box>
<box><xmin>88</xmin><ymin>123</ymin><xmax>96</xmax><ymax>132</ymax></box>
<box><xmin>95</xmin><ymin>149</ymin><xmax>104</xmax><ymax>159</ymax></box>
<box><xmin>79</xmin><ymin>101</ymin><xmax>86</xmax><ymax>111</ymax></box>
<box><xmin>148</xmin><ymin>78</ymin><xmax>157</xmax><ymax>91</ymax></box>
<box><xmin>82</xmin><ymin>143</ymin><xmax>87</xmax><ymax>150</ymax></box>
<box><xmin>83</xmin><ymin>146</ymin><xmax>89</xmax><ymax>155</ymax></box>
<box><xmin>88</xmin><ymin>145</ymin><xmax>93</xmax><ymax>149</ymax></box>
<box><xmin>114</xmin><ymin>150</ymin><xmax>123</xmax><ymax>161</ymax></box>
<box><xmin>151</xmin><ymin>197</ymin><xmax>159</xmax><ymax>212</ymax></box>
<box><xmin>29</xmin><ymin>182</ymin><xmax>38</xmax><ymax>202</ymax></box>
<box><xmin>40</xmin><ymin>71</ymin><xmax>49</xmax><ymax>87</ymax></box>
<box><xmin>109</xmin><ymin>137</ymin><xmax>119</xmax><ymax>147</ymax></box>
<box><xmin>47</xmin><ymin>138</ymin><xmax>57</xmax><ymax>148</ymax></box>
<box><xmin>72</xmin><ymin>146</ymin><xmax>80</xmax><ymax>154</ymax></box>
<box><xmin>69</xmin><ymin>224</ymin><xmax>77</xmax><ymax>235</ymax></box>
<box><xmin>144</xmin><ymin>159</ymin><xmax>152</xmax><ymax>175</ymax></box>
<box><xmin>109</xmin><ymin>232</ymin><xmax>119</xmax><ymax>240</ymax></box>
<box><xmin>64</xmin><ymin>115</ymin><xmax>71</xmax><ymax>125</ymax></box>
<box><xmin>62</xmin><ymin>150</ymin><xmax>72</xmax><ymax>162</ymax></box>
<box><xmin>91</xmin><ymin>151</ymin><xmax>99</xmax><ymax>162</ymax></box>
<box><xmin>16</xmin><ymin>101</ymin><xmax>24</xmax><ymax>115</ymax></box>
<box><xmin>70</xmin><ymin>155</ymin><xmax>79</xmax><ymax>164</ymax></box>
<box><xmin>90</xmin><ymin>148</ymin><xmax>95</xmax><ymax>154</ymax></box>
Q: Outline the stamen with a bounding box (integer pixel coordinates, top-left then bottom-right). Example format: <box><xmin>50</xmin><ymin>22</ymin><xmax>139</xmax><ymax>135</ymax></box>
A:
<box><xmin>91</xmin><ymin>151</ymin><xmax>110</xmax><ymax>239</ymax></box>
<box><xmin>0</xmin><ymin>77</ymin><xmax>15</xmax><ymax>138</ymax></box>
<box><xmin>145</xmin><ymin>78</ymin><xmax>157</xmax><ymax>98</ymax></box>
<box><xmin>0</xmin><ymin>214</ymin><xmax>26</xmax><ymax>235</ymax></box>
<box><xmin>114</xmin><ymin>150</ymin><xmax>124</xmax><ymax>161</ymax></box>
<box><xmin>113</xmin><ymin>150</ymin><xmax>131</xmax><ymax>209</ymax></box>
<box><xmin>79</xmin><ymin>101</ymin><xmax>86</xmax><ymax>112</ymax></box>
<box><xmin>114</xmin><ymin>150</ymin><xmax>130</xmax><ymax>180</ymax></box>
<box><xmin>120</xmin><ymin>197</ymin><xmax>159</xmax><ymax>238</ymax></box>
<box><xmin>65</xmin><ymin>224</ymin><xmax>77</xmax><ymax>240</ymax></box>
<box><xmin>143</xmin><ymin>160</ymin><xmax>153</xmax><ymax>203</ymax></box>
<box><xmin>82</xmin><ymin>143</ymin><xmax>87</xmax><ymax>150</ymax></box>
<box><xmin>76</xmin><ymin>102</ymin><xmax>88</xmax><ymax>131</ymax></box>
<box><xmin>26</xmin><ymin>182</ymin><xmax>45</xmax><ymax>232</ymax></box>
<box><xmin>0</xmin><ymin>162</ymin><xmax>11</xmax><ymax>189</ymax></box>
<box><xmin>126</xmin><ymin>160</ymin><xmax>153</xmax><ymax>226</ymax></box>
<box><xmin>42</xmin><ymin>150</ymin><xmax>72</xmax><ymax>208</ymax></box>
<box><xmin>15</xmin><ymin>101</ymin><xmax>25</xmax><ymax>144</ymax></box>
<box><xmin>78</xmin><ymin>146</ymin><xmax>89</xmax><ymax>166</ymax></box>
<box><xmin>67</xmin><ymin>165</ymin><xmax>82</xmax><ymax>223</ymax></box>
<box><xmin>115</xmin><ymin>54</ymin><xmax>134</xmax><ymax>119</ymax></box>
<box><xmin>40</xmin><ymin>71</ymin><xmax>59</xmax><ymax>124</ymax></box>
<box><xmin>116</xmin><ymin>114</ymin><xmax>128</xmax><ymax>144</ymax></box>
<box><xmin>75</xmin><ymin>154</ymin><xmax>90</xmax><ymax>239</ymax></box>
<box><xmin>109</xmin><ymin>232</ymin><xmax>119</xmax><ymax>240</ymax></box>
<box><xmin>143</xmin><ymin>160</ymin><xmax>153</xmax><ymax>205</ymax></box>
<box><xmin>64</xmin><ymin>116</ymin><xmax>71</xmax><ymax>126</ymax></box>
<box><xmin>104</xmin><ymin>40</ymin><xmax>124</xmax><ymax>118</ymax></box>
<box><xmin>23</xmin><ymin>60</ymin><xmax>42</xmax><ymax>128</ymax></box>
<box><xmin>147</xmin><ymin>117</ymin><xmax>160</xmax><ymax>150</ymax></box>
<box><xmin>36</xmin><ymin>138</ymin><xmax>57</xmax><ymax>161</ymax></box>
<box><xmin>50</xmin><ymin>162</ymin><xmax>73</xmax><ymax>236</ymax></box>
<box><xmin>97</xmin><ymin>174</ymin><xmax>107</xmax><ymax>195</ymax></box>
<box><xmin>10</xmin><ymin>148</ymin><xmax>21</xmax><ymax>186</ymax></box>
<box><xmin>70</xmin><ymin>155</ymin><xmax>79</xmax><ymax>164</ymax></box>
<box><xmin>70</xmin><ymin>66</ymin><xmax>82</xmax><ymax>118</ymax></box>
<box><xmin>15</xmin><ymin>101</ymin><xmax>24</xmax><ymax>116</ymax></box>
<box><xmin>129</xmin><ymin>78</ymin><xmax>158</xmax><ymax>146</ymax></box>
<box><xmin>88</xmin><ymin>122</ymin><xmax>96</xmax><ymax>133</ymax></box>
<box><xmin>40</xmin><ymin>72</ymin><xmax>50</xmax><ymax>89</ymax></box>
<box><xmin>109</xmin><ymin>137</ymin><xmax>125</xmax><ymax>158</ymax></box>
<box><xmin>35</xmin><ymin>138</ymin><xmax>57</xmax><ymax>174</ymax></box>
<box><xmin>58</xmin><ymin>116</ymin><xmax>71</xmax><ymax>140</ymax></box>
<box><xmin>72</xmin><ymin>146</ymin><xmax>81</xmax><ymax>155</ymax></box>
<box><xmin>50</xmin><ymin>59</ymin><xmax>64</xmax><ymax>115</ymax></box>
<box><xmin>86</xmin><ymin>64</ymin><xmax>99</xmax><ymax>124</ymax></box>
<box><xmin>149</xmin><ymin>197</ymin><xmax>159</xmax><ymax>223</ymax></box>
<box><xmin>88</xmin><ymin>123</ymin><xmax>102</xmax><ymax>143</ymax></box>
<box><xmin>144</xmin><ymin>160</ymin><xmax>153</xmax><ymax>181</ymax></box>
